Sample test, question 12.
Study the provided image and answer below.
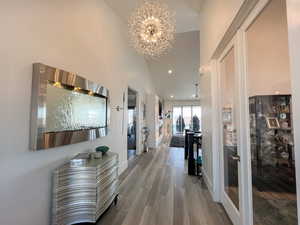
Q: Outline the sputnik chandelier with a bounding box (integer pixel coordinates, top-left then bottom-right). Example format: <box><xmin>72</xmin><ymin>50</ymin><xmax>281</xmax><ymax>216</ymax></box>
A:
<box><xmin>128</xmin><ymin>1</ymin><xmax>176</xmax><ymax>58</ymax></box>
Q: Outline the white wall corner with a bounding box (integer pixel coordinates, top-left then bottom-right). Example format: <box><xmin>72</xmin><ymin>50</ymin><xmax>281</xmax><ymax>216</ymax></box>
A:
<box><xmin>210</xmin><ymin>59</ymin><xmax>221</xmax><ymax>202</ymax></box>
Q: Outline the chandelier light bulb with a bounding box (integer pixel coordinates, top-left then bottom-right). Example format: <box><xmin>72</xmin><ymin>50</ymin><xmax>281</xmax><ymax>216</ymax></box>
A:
<box><xmin>128</xmin><ymin>1</ymin><xmax>176</xmax><ymax>58</ymax></box>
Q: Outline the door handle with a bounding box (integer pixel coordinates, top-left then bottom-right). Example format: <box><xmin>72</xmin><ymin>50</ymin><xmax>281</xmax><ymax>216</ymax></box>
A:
<box><xmin>231</xmin><ymin>155</ymin><xmax>240</xmax><ymax>162</ymax></box>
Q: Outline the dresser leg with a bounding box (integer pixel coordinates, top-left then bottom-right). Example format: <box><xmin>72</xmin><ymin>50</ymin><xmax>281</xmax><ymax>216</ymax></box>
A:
<box><xmin>114</xmin><ymin>194</ymin><xmax>119</xmax><ymax>205</ymax></box>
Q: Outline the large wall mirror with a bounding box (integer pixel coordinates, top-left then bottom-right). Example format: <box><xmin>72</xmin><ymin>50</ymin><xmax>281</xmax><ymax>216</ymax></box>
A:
<box><xmin>30</xmin><ymin>63</ymin><xmax>110</xmax><ymax>150</ymax></box>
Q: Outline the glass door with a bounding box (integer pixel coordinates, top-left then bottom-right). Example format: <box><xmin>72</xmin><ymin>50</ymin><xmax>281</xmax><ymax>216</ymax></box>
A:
<box><xmin>219</xmin><ymin>39</ymin><xmax>241</xmax><ymax>225</ymax></box>
<box><xmin>241</xmin><ymin>0</ymin><xmax>298</xmax><ymax>224</ymax></box>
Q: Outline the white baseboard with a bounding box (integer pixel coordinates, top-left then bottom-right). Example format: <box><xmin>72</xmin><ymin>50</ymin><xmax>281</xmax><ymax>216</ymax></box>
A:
<box><xmin>202</xmin><ymin>169</ymin><xmax>215</xmax><ymax>200</ymax></box>
<box><xmin>119</xmin><ymin>160</ymin><xmax>128</xmax><ymax>175</ymax></box>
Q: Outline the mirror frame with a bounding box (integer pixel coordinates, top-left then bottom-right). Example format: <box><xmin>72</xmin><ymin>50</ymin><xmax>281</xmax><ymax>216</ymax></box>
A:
<box><xmin>30</xmin><ymin>63</ymin><xmax>110</xmax><ymax>151</ymax></box>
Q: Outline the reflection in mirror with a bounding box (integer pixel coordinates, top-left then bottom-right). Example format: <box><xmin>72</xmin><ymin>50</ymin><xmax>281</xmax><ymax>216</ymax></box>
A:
<box><xmin>46</xmin><ymin>83</ymin><xmax>107</xmax><ymax>133</ymax></box>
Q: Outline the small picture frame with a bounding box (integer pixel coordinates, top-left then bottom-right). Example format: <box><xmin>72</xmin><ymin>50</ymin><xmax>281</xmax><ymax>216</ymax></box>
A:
<box><xmin>266</xmin><ymin>117</ymin><xmax>280</xmax><ymax>129</ymax></box>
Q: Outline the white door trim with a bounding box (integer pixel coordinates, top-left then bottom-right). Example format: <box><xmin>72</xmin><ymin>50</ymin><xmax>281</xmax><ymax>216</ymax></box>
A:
<box><xmin>127</xmin><ymin>87</ymin><xmax>141</xmax><ymax>156</ymax></box>
<box><xmin>210</xmin><ymin>59</ymin><xmax>222</xmax><ymax>202</ymax></box>
<box><xmin>216</xmin><ymin>36</ymin><xmax>241</xmax><ymax>225</ymax></box>
<box><xmin>237</xmin><ymin>1</ymin><xmax>271</xmax><ymax>225</ymax></box>
<box><xmin>211</xmin><ymin>1</ymin><xmax>299</xmax><ymax>225</ymax></box>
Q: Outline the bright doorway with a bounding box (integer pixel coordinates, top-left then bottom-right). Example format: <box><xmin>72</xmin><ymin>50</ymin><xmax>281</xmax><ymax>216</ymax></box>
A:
<box><xmin>172</xmin><ymin>105</ymin><xmax>201</xmax><ymax>135</ymax></box>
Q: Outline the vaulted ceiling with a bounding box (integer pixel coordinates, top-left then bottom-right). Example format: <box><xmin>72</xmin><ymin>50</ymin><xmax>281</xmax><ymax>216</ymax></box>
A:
<box><xmin>147</xmin><ymin>31</ymin><xmax>200</xmax><ymax>100</ymax></box>
<box><xmin>105</xmin><ymin>0</ymin><xmax>202</xmax><ymax>100</ymax></box>
<box><xmin>105</xmin><ymin>0</ymin><xmax>202</xmax><ymax>33</ymax></box>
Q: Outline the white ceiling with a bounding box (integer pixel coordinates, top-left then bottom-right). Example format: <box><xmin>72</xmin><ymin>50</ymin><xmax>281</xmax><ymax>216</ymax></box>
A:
<box><xmin>105</xmin><ymin>0</ymin><xmax>201</xmax><ymax>100</ymax></box>
<box><xmin>147</xmin><ymin>31</ymin><xmax>200</xmax><ymax>100</ymax></box>
<box><xmin>105</xmin><ymin>0</ymin><xmax>202</xmax><ymax>33</ymax></box>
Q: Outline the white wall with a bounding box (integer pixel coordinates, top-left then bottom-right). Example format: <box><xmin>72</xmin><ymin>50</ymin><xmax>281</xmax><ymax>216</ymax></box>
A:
<box><xmin>247</xmin><ymin>0</ymin><xmax>291</xmax><ymax>96</ymax></box>
<box><xmin>200</xmin><ymin>0</ymin><xmax>245</xmax><ymax>65</ymax></box>
<box><xmin>199</xmin><ymin>73</ymin><xmax>214</xmax><ymax>189</ymax></box>
<box><xmin>0</xmin><ymin>1</ymin><xmax>155</xmax><ymax>225</ymax></box>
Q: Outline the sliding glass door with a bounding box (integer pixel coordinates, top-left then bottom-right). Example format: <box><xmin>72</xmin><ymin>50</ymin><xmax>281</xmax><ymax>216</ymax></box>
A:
<box><xmin>172</xmin><ymin>106</ymin><xmax>201</xmax><ymax>134</ymax></box>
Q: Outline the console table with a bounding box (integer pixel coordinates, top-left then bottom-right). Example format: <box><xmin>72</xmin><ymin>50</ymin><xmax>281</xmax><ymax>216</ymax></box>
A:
<box><xmin>52</xmin><ymin>152</ymin><xmax>119</xmax><ymax>225</ymax></box>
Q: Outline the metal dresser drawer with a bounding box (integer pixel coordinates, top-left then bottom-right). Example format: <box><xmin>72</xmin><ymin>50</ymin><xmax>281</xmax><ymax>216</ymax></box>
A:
<box><xmin>52</xmin><ymin>152</ymin><xmax>119</xmax><ymax>225</ymax></box>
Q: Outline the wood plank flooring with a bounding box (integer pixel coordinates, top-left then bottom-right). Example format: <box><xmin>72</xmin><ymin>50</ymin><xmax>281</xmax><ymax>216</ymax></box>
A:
<box><xmin>96</xmin><ymin>142</ymin><xmax>233</xmax><ymax>225</ymax></box>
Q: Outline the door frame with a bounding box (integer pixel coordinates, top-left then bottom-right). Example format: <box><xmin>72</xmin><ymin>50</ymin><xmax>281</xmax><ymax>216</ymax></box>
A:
<box><xmin>216</xmin><ymin>36</ymin><xmax>242</xmax><ymax>225</ymax></box>
<box><xmin>237</xmin><ymin>1</ymin><xmax>271</xmax><ymax>225</ymax></box>
<box><xmin>127</xmin><ymin>87</ymin><xmax>141</xmax><ymax>157</ymax></box>
<box><xmin>215</xmin><ymin>1</ymin><xmax>278</xmax><ymax>225</ymax></box>
<box><xmin>214</xmin><ymin>1</ymin><xmax>296</xmax><ymax>225</ymax></box>
<box><xmin>209</xmin><ymin>0</ymin><xmax>300</xmax><ymax>225</ymax></box>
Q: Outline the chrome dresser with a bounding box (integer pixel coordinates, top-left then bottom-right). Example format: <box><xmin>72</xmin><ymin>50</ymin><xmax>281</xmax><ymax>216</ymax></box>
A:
<box><xmin>52</xmin><ymin>152</ymin><xmax>119</xmax><ymax>225</ymax></box>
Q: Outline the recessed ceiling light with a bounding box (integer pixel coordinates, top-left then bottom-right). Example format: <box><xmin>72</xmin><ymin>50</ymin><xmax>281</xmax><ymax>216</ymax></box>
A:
<box><xmin>170</xmin><ymin>95</ymin><xmax>174</xmax><ymax>98</ymax></box>
<box><xmin>168</xmin><ymin>70</ymin><xmax>173</xmax><ymax>74</ymax></box>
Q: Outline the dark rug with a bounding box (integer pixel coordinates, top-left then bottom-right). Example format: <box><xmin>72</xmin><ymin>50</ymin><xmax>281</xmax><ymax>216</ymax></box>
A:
<box><xmin>169</xmin><ymin>135</ymin><xmax>185</xmax><ymax>148</ymax></box>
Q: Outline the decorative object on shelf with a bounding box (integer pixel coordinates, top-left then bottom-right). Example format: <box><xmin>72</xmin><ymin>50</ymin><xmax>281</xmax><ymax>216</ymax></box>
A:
<box><xmin>52</xmin><ymin>152</ymin><xmax>119</xmax><ymax>225</ymax></box>
<box><xmin>128</xmin><ymin>0</ymin><xmax>175</xmax><ymax>58</ymax></box>
<box><xmin>30</xmin><ymin>63</ymin><xmax>110</xmax><ymax>151</ymax></box>
<box><xmin>222</xmin><ymin>107</ymin><xmax>232</xmax><ymax>123</ymax></box>
<box><xmin>280</xmin><ymin>113</ymin><xmax>287</xmax><ymax>119</ymax></box>
<box><xmin>96</xmin><ymin>145</ymin><xmax>110</xmax><ymax>155</ymax></box>
<box><xmin>142</xmin><ymin>126</ymin><xmax>150</xmax><ymax>152</ymax></box>
<box><xmin>249</xmin><ymin>95</ymin><xmax>294</xmax><ymax>181</ymax></box>
<box><xmin>281</xmin><ymin>121</ymin><xmax>289</xmax><ymax>129</ymax></box>
<box><xmin>266</xmin><ymin>117</ymin><xmax>280</xmax><ymax>129</ymax></box>
<box><xmin>92</xmin><ymin>152</ymin><xmax>102</xmax><ymax>159</ymax></box>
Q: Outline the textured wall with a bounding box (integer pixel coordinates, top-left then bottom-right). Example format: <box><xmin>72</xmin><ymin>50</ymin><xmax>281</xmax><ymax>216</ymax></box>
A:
<box><xmin>0</xmin><ymin>1</ymin><xmax>154</xmax><ymax>225</ymax></box>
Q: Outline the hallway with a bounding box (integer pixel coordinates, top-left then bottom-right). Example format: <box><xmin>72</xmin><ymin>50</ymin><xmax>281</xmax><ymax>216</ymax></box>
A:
<box><xmin>97</xmin><ymin>143</ymin><xmax>232</xmax><ymax>225</ymax></box>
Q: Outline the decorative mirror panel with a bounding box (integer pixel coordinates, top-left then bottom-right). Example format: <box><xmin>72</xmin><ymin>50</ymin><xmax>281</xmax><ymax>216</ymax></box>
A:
<box><xmin>30</xmin><ymin>63</ymin><xmax>110</xmax><ymax>150</ymax></box>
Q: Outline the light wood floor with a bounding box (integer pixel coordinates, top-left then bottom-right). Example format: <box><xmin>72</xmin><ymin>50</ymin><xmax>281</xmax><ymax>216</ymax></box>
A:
<box><xmin>96</xmin><ymin>142</ymin><xmax>233</xmax><ymax>225</ymax></box>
